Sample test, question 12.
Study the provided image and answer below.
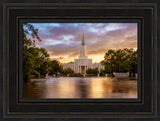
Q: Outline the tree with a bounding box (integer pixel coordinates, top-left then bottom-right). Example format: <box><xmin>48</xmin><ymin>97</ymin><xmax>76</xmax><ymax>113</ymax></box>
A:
<box><xmin>100</xmin><ymin>69</ymin><xmax>106</xmax><ymax>76</ymax></box>
<box><xmin>86</xmin><ymin>68</ymin><xmax>99</xmax><ymax>75</ymax></box>
<box><xmin>101</xmin><ymin>49</ymin><xmax>116</xmax><ymax>74</ymax></box>
<box><xmin>23</xmin><ymin>46</ymin><xmax>50</xmax><ymax>81</ymax></box>
<box><xmin>48</xmin><ymin>60</ymin><xmax>63</xmax><ymax>76</ymax></box>
<box><xmin>35</xmin><ymin>48</ymin><xmax>50</xmax><ymax>77</ymax></box>
<box><xmin>102</xmin><ymin>48</ymin><xmax>137</xmax><ymax>75</ymax></box>
<box><xmin>23</xmin><ymin>23</ymin><xmax>41</xmax><ymax>48</ymax></box>
<box><xmin>114</xmin><ymin>49</ymin><xmax>127</xmax><ymax>72</ymax></box>
<box><xmin>126</xmin><ymin>50</ymin><xmax>137</xmax><ymax>76</ymax></box>
<box><xmin>37</xmin><ymin>61</ymin><xmax>49</xmax><ymax>77</ymax></box>
<box><xmin>23</xmin><ymin>23</ymin><xmax>41</xmax><ymax>82</ymax></box>
<box><xmin>63</xmin><ymin>68</ymin><xmax>74</xmax><ymax>75</ymax></box>
<box><xmin>23</xmin><ymin>23</ymin><xmax>50</xmax><ymax>82</ymax></box>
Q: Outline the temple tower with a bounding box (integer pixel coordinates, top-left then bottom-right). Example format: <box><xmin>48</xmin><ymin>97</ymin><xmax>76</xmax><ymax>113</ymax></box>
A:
<box><xmin>79</xmin><ymin>31</ymin><xmax>87</xmax><ymax>59</ymax></box>
<box><xmin>63</xmin><ymin>31</ymin><xmax>104</xmax><ymax>74</ymax></box>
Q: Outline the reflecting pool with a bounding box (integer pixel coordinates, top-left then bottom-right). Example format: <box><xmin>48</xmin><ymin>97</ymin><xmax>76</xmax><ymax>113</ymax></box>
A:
<box><xmin>23</xmin><ymin>77</ymin><xmax>137</xmax><ymax>98</ymax></box>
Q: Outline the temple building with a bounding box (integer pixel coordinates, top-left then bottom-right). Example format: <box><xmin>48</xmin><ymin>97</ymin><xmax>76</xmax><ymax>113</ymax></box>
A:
<box><xmin>63</xmin><ymin>31</ymin><xmax>104</xmax><ymax>74</ymax></box>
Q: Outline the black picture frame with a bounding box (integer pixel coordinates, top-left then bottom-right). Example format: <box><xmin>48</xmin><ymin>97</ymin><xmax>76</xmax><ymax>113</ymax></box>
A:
<box><xmin>0</xmin><ymin>0</ymin><xmax>159</xmax><ymax>121</ymax></box>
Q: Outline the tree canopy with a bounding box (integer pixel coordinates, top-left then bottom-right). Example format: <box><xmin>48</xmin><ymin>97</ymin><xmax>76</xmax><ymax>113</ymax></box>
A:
<box><xmin>23</xmin><ymin>23</ymin><xmax>65</xmax><ymax>82</ymax></box>
<box><xmin>23</xmin><ymin>23</ymin><xmax>50</xmax><ymax>82</ymax></box>
<box><xmin>48</xmin><ymin>60</ymin><xmax>63</xmax><ymax>76</ymax></box>
<box><xmin>63</xmin><ymin>68</ymin><xmax>74</xmax><ymax>75</ymax></box>
<box><xmin>86</xmin><ymin>68</ymin><xmax>99</xmax><ymax>75</ymax></box>
<box><xmin>101</xmin><ymin>48</ymin><xmax>137</xmax><ymax>75</ymax></box>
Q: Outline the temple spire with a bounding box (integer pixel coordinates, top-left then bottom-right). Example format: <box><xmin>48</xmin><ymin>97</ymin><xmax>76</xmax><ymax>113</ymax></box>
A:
<box><xmin>82</xmin><ymin>30</ymin><xmax>85</xmax><ymax>45</ymax></box>
<box><xmin>79</xmin><ymin>30</ymin><xmax>87</xmax><ymax>59</ymax></box>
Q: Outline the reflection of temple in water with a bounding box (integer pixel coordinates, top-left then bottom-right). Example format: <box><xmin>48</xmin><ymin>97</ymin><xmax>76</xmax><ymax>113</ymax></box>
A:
<box><xmin>63</xmin><ymin>31</ymin><xmax>104</xmax><ymax>74</ymax></box>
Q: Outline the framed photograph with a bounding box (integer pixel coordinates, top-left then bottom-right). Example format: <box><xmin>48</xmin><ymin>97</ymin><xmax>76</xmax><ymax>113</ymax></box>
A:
<box><xmin>0</xmin><ymin>0</ymin><xmax>159</xmax><ymax>121</ymax></box>
<box><xmin>22</xmin><ymin>22</ymin><xmax>138</xmax><ymax>99</ymax></box>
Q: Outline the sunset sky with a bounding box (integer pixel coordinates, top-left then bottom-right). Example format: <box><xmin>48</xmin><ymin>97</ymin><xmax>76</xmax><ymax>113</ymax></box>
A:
<box><xmin>27</xmin><ymin>23</ymin><xmax>137</xmax><ymax>63</ymax></box>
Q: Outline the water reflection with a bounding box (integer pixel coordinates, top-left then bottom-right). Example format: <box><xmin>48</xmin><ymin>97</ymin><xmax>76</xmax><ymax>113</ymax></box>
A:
<box><xmin>23</xmin><ymin>77</ymin><xmax>137</xmax><ymax>98</ymax></box>
<box><xmin>76</xmin><ymin>79</ymin><xmax>89</xmax><ymax>98</ymax></box>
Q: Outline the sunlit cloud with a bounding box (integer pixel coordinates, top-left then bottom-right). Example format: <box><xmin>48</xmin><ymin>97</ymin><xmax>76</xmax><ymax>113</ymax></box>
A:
<box><xmin>28</xmin><ymin>23</ymin><xmax>137</xmax><ymax>63</ymax></box>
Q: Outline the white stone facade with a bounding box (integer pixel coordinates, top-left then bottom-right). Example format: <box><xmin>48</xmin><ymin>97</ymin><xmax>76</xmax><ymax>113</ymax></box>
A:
<box><xmin>63</xmin><ymin>31</ymin><xmax>104</xmax><ymax>74</ymax></box>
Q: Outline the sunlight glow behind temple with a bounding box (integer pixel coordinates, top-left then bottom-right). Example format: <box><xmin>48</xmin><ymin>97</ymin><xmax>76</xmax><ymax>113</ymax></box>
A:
<box><xmin>28</xmin><ymin>23</ymin><xmax>137</xmax><ymax>63</ymax></box>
